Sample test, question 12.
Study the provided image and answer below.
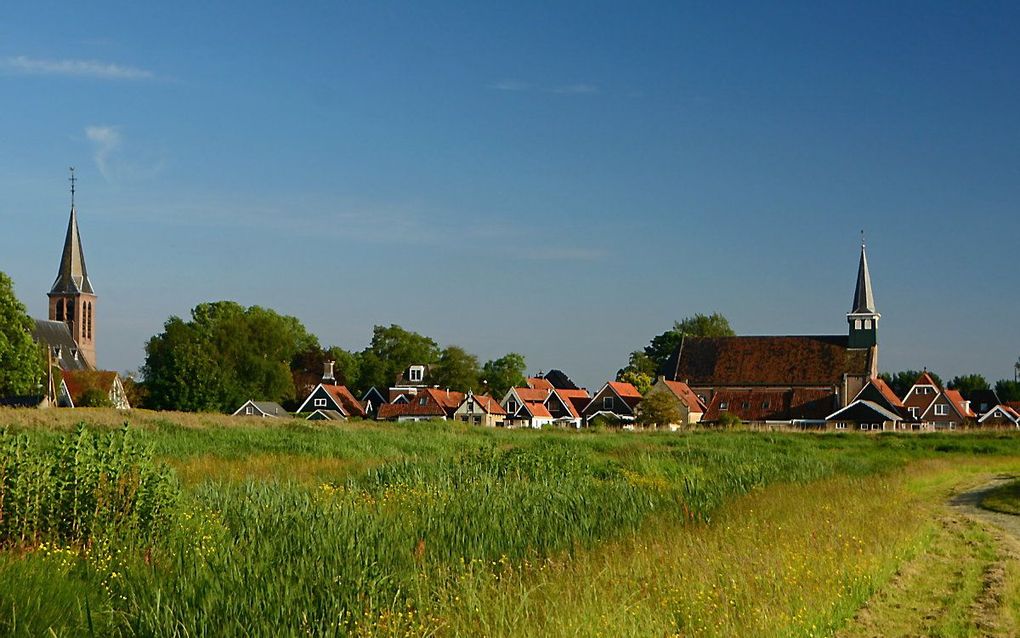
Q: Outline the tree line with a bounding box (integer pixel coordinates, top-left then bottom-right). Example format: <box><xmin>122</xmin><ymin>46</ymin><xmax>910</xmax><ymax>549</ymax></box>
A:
<box><xmin>139</xmin><ymin>301</ymin><xmax>527</xmax><ymax>413</ymax></box>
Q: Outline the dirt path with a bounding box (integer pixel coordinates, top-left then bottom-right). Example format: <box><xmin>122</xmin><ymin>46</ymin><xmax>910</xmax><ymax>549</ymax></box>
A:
<box><xmin>949</xmin><ymin>474</ymin><xmax>1020</xmax><ymax>540</ymax></box>
<box><xmin>838</xmin><ymin>475</ymin><xmax>1020</xmax><ymax>638</ymax></box>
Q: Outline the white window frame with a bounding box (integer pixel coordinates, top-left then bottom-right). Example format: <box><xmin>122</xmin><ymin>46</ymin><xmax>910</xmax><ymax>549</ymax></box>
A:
<box><xmin>409</xmin><ymin>366</ymin><xmax>424</xmax><ymax>383</ymax></box>
<box><xmin>934</xmin><ymin>403</ymin><xmax>947</xmax><ymax>416</ymax></box>
<box><xmin>314</xmin><ymin>398</ymin><xmax>328</xmax><ymax>408</ymax></box>
<box><xmin>245</xmin><ymin>405</ymin><xmax>254</xmax><ymax>415</ymax></box>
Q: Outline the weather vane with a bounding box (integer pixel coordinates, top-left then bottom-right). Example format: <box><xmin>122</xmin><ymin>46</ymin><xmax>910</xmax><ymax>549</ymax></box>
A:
<box><xmin>69</xmin><ymin>166</ymin><xmax>76</xmax><ymax>208</ymax></box>
<box><xmin>860</xmin><ymin>229</ymin><xmax>865</xmax><ymax>248</ymax></box>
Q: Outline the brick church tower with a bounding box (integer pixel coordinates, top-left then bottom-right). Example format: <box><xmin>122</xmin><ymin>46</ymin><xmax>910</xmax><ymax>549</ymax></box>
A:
<box><xmin>48</xmin><ymin>169</ymin><xmax>97</xmax><ymax>369</ymax></box>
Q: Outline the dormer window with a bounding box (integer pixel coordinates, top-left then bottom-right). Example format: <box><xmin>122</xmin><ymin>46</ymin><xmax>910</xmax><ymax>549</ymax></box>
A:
<box><xmin>409</xmin><ymin>366</ymin><xmax>424</xmax><ymax>383</ymax></box>
<box><xmin>761</xmin><ymin>401</ymin><xmax>770</xmax><ymax>409</ymax></box>
<box><xmin>418</xmin><ymin>397</ymin><xmax>428</xmax><ymax>406</ymax></box>
<box><xmin>741</xmin><ymin>401</ymin><xmax>750</xmax><ymax>410</ymax></box>
<box><xmin>70</xmin><ymin>348</ymin><xmax>78</xmax><ymax>360</ymax></box>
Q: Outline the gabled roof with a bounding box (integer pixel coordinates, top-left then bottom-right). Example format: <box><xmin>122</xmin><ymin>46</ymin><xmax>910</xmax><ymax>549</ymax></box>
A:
<box><xmin>323</xmin><ymin>384</ymin><xmax>367</xmax><ymax>417</ymax></box>
<box><xmin>659</xmin><ymin>379</ymin><xmax>706</xmax><ymax>412</ymax></box>
<box><xmin>944</xmin><ymin>389</ymin><xmax>975</xmax><ymax>418</ymax></box>
<box><xmin>422</xmin><ymin>387</ymin><xmax>466</xmax><ymax>411</ymax></box>
<box><xmin>306</xmin><ymin>409</ymin><xmax>346</xmax><ymax>421</ymax></box>
<box><xmin>978</xmin><ymin>405</ymin><xmax>1020</xmax><ymax>424</ymax></box>
<box><xmin>233</xmin><ymin>400</ymin><xmax>289</xmax><ymax>418</ymax></box>
<box><xmin>912</xmin><ymin>371</ymin><xmax>941</xmax><ymax>389</ymax></box>
<box><xmin>522</xmin><ymin>402</ymin><xmax>552</xmax><ymax>419</ymax></box>
<box><xmin>826</xmin><ymin>399</ymin><xmax>902</xmax><ymax>423</ymax></box>
<box><xmin>61</xmin><ymin>370</ymin><xmax>119</xmax><ymax>405</ymax></box>
<box><xmin>526</xmin><ymin>377</ymin><xmax>554</xmax><ymax>390</ymax></box>
<box><xmin>870</xmin><ymin>377</ymin><xmax>904</xmax><ymax>408</ymax></box>
<box><xmin>547</xmin><ymin>388</ymin><xmax>589</xmax><ymax>419</ymax></box>
<box><xmin>607</xmin><ymin>381</ymin><xmax>642</xmax><ymax>400</ymax></box>
<box><xmin>50</xmin><ymin>205</ymin><xmax>94</xmax><ymax>295</ymax></box>
<box><xmin>542</xmin><ymin>369</ymin><xmax>580</xmax><ymax>390</ymax></box>
<box><xmin>513</xmin><ymin>387</ymin><xmax>551</xmax><ymax>403</ymax></box>
<box><xmin>667</xmin><ymin>335</ymin><xmax>872</xmax><ymax>387</ymax></box>
<box><xmin>460</xmin><ymin>393</ymin><xmax>506</xmax><ymax>415</ymax></box>
<box><xmin>32</xmin><ymin>319</ymin><xmax>90</xmax><ymax>371</ymax></box>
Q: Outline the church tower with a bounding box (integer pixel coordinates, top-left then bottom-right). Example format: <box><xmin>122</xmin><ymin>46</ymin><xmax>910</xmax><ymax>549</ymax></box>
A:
<box><xmin>48</xmin><ymin>169</ymin><xmax>96</xmax><ymax>369</ymax></box>
<box><xmin>847</xmin><ymin>239</ymin><xmax>879</xmax><ymax>350</ymax></box>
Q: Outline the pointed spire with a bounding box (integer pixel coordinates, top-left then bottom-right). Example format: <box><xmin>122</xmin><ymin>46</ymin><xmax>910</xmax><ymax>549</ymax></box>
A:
<box><xmin>851</xmin><ymin>236</ymin><xmax>875</xmax><ymax>314</ymax></box>
<box><xmin>50</xmin><ymin>169</ymin><xmax>94</xmax><ymax>295</ymax></box>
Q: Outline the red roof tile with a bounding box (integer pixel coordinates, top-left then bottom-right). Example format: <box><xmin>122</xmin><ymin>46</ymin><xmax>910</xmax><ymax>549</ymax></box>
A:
<box><xmin>61</xmin><ymin>370</ymin><xmax>118</xmax><ymax>405</ymax></box>
<box><xmin>703</xmin><ymin>388</ymin><xmax>836</xmax><ymax>422</ymax></box>
<box><xmin>661</xmin><ymin>380</ymin><xmax>705</xmax><ymax>412</ymax></box>
<box><xmin>514</xmin><ymin>387</ymin><xmax>551</xmax><ymax>403</ymax></box>
<box><xmin>322</xmin><ymin>384</ymin><xmax>367</xmax><ymax>418</ymax></box>
<box><xmin>870</xmin><ymin>377</ymin><xmax>905</xmax><ymax>408</ymax></box>
<box><xmin>670</xmin><ymin>336</ymin><xmax>872</xmax><ymax>387</ymax></box>
<box><xmin>526</xmin><ymin>377</ymin><xmax>554</xmax><ymax>390</ymax></box>
<box><xmin>524</xmin><ymin>402</ymin><xmax>552</xmax><ymax>418</ymax></box>
<box><xmin>944</xmin><ymin>389</ymin><xmax>975</xmax><ymax>418</ymax></box>
<box><xmin>464</xmin><ymin>394</ymin><xmax>506</xmax><ymax>415</ymax></box>
<box><xmin>608</xmin><ymin>381</ymin><xmax>642</xmax><ymax>399</ymax></box>
<box><xmin>377</xmin><ymin>401</ymin><xmax>445</xmax><ymax>420</ymax></box>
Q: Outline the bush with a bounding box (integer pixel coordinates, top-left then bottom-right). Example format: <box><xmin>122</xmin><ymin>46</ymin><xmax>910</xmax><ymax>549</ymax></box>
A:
<box><xmin>0</xmin><ymin>425</ymin><xmax>179</xmax><ymax>547</ymax></box>
<box><xmin>77</xmin><ymin>387</ymin><xmax>114</xmax><ymax>408</ymax></box>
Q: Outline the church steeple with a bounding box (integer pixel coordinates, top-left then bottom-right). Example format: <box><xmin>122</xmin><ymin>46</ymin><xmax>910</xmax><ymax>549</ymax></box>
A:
<box><xmin>48</xmin><ymin>168</ymin><xmax>97</xmax><ymax>369</ymax></box>
<box><xmin>847</xmin><ymin>237</ymin><xmax>879</xmax><ymax>349</ymax></box>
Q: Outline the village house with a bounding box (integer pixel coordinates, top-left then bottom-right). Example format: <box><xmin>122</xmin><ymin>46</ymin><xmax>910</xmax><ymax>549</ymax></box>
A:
<box><xmin>901</xmin><ymin>372</ymin><xmax>975</xmax><ymax>430</ymax></box>
<box><xmin>500</xmin><ymin>386</ymin><xmax>555</xmax><ymax>428</ymax></box>
<box><xmin>665</xmin><ymin>244</ymin><xmax>881</xmax><ymax>417</ymax></box>
<box><xmin>378</xmin><ymin>387</ymin><xmax>464</xmax><ymax>422</ymax></box>
<box><xmin>825</xmin><ymin>376</ymin><xmax>908</xmax><ymax>431</ymax></box>
<box><xmin>388</xmin><ymin>364</ymin><xmax>435</xmax><ymax>402</ymax></box>
<box><xmin>232</xmin><ymin>400</ymin><xmax>290</xmax><ymax>418</ymax></box>
<box><xmin>702</xmin><ymin>388</ymin><xmax>835</xmax><ymax>427</ymax></box>
<box><xmin>582</xmin><ymin>381</ymin><xmax>643</xmax><ymax>426</ymax></box>
<box><xmin>642</xmin><ymin>377</ymin><xmax>706</xmax><ymax>430</ymax></box>
<box><xmin>543</xmin><ymin>388</ymin><xmax>590</xmax><ymax>428</ymax></box>
<box><xmin>360</xmin><ymin>387</ymin><xmax>388</xmax><ymax>418</ymax></box>
<box><xmin>296</xmin><ymin>363</ymin><xmax>366</xmax><ymax>419</ymax></box>
<box><xmin>58</xmin><ymin>370</ymin><xmax>131</xmax><ymax>410</ymax></box>
<box><xmin>453</xmin><ymin>392</ymin><xmax>506</xmax><ymax>427</ymax></box>
<box><xmin>977</xmin><ymin>405</ymin><xmax>1020</xmax><ymax>429</ymax></box>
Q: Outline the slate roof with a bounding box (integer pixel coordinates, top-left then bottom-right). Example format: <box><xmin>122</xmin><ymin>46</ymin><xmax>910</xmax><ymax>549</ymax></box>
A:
<box><xmin>851</xmin><ymin>244</ymin><xmax>876</xmax><ymax>314</ymax></box>
<box><xmin>233</xmin><ymin>399</ymin><xmax>289</xmax><ymax>417</ymax></box>
<box><xmin>967</xmin><ymin>389</ymin><xmax>1000</xmax><ymax>415</ymax></box>
<box><xmin>542</xmin><ymin>369</ymin><xmax>580</xmax><ymax>390</ymax></box>
<box><xmin>50</xmin><ymin>206</ymin><xmax>94</xmax><ymax>295</ymax></box>
<box><xmin>826</xmin><ymin>400</ymin><xmax>902</xmax><ymax>423</ymax></box>
<box><xmin>32</xmin><ymin>319</ymin><xmax>89</xmax><ymax>371</ymax></box>
<box><xmin>667</xmin><ymin>335</ymin><xmax>872</xmax><ymax>387</ymax></box>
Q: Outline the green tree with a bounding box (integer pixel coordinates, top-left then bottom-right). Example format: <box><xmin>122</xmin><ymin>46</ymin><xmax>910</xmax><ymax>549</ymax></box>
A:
<box><xmin>357</xmin><ymin>325</ymin><xmax>440</xmax><ymax>392</ymax></box>
<box><xmin>0</xmin><ymin>272</ymin><xmax>45</xmax><ymax>397</ymax></box>
<box><xmin>619</xmin><ymin>370</ymin><xmax>653</xmax><ymax>395</ymax></box>
<box><xmin>622</xmin><ymin>312</ymin><xmax>735</xmax><ymax>379</ymax></box>
<box><xmin>996</xmin><ymin>380</ymin><xmax>1020</xmax><ymax>403</ymax></box>
<box><xmin>481</xmin><ymin>353</ymin><xmax>527</xmax><ymax>399</ymax></box>
<box><xmin>78</xmin><ymin>387</ymin><xmax>114</xmax><ymax>408</ymax></box>
<box><xmin>879</xmin><ymin>370</ymin><xmax>943</xmax><ymax>397</ymax></box>
<box><xmin>431</xmin><ymin>345</ymin><xmax>481</xmax><ymax>392</ymax></box>
<box><xmin>947</xmin><ymin>374</ymin><xmax>990</xmax><ymax>399</ymax></box>
<box><xmin>636</xmin><ymin>389</ymin><xmax>682</xmax><ymax>429</ymax></box>
<box><xmin>143</xmin><ymin>303</ymin><xmax>318</xmax><ymax>412</ymax></box>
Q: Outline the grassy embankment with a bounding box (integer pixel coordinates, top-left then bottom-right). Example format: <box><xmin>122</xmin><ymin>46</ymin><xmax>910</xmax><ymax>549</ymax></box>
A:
<box><xmin>0</xmin><ymin>409</ymin><xmax>1019</xmax><ymax>637</ymax></box>
<box><xmin>982</xmin><ymin>478</ymin><xmax>1020</xmax><ymax>515</ymax></box>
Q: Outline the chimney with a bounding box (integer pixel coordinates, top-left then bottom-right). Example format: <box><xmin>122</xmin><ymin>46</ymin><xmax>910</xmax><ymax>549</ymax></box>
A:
<box><xmin>323</xmin><ymin>360</ymin><xmax>335</xmax><ymax>383</ymax></box>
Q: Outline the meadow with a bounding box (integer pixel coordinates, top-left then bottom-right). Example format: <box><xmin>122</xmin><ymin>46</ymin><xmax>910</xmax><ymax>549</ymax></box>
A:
<box><xmin>0</xmin><ymin>408</ymin><xmax>1018</xmax><ymax>637</ymax></box>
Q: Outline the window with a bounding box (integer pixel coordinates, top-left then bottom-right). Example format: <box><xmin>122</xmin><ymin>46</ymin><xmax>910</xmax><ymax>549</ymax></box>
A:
<box><xmin>408</xmin><ymin>366</ymin><xmax>424</xmax><ymax>382</ymax></box>
<box><xmin>864</xmin><ymin>319</ymin><xmax>872</xmax><ymax>329</ymax></box>
<box><xmin>314</xmin><ymin>398</ymin><xmax>327</xmax><ymax>408</ymax></box>
<box><xmin>719</xmin><ymin>402</ymin><xmax>728</xmax><ymax>411</ymax></box>
<box><xmin>934</xmin><ymin>403</ymin><xmax>948</xmax><ymax>416</ymax></box>
<box><xmin>860</xmin><ymin>424</ymin><xmax>867</xmax><ymax>430</ymax></box>
<box><xmin>467</xmin><ymin>400</ymin><xmax>474</xmax><ymax>413</ymax></box>
<box><xmin>855</xmin><ymin>319</ymin><xmax>862</xmax><ymax>330</ymax></box>
<box><xmin>507</xmin><ymin>400</ymin><xmax>518</xmax><ymax>413</ymax></box>
<box><xmin>419</xmin><ymin>397</ymin><xmax>428</xmax><ymax>406</ymax></box>
<box><xmin>761</xmin><ymin>401</ymin><xmax>770</xmax><ymax>409</ymax></box>
<box><xmin>55</xmin><ymin>299</ymin><xmax>65</xmax><ymax>321</ymax></box>
<box><xmin>603</xmin><ymin>396</ymin><xmax>614</xmax><ymax>410</ymax></box>
<box><xmin>835</xmin><ymin>422</ymin><xmax>846</xmax><ymax>430</ymax></box>
<box><xmin>741</xmin><ymin>401</ymin><xmax>750</xmax><ymax>410</ymax></box>
<box><xmin>245</xmin><ymin>406</ymin><xmax>254</xmax><ymax>415</ymax></box>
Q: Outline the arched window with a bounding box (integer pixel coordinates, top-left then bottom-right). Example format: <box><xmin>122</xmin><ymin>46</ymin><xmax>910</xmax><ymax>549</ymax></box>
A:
<box><xmin>86</xmin><ymin>302</ymin><xmax>92</xmax><ymax>339</ymax></box>
<box><xmin>67</xmin><ymin>300</ymin><xmax>75</xmax><ymax>322</ymax></box>
<box><xmin>55</xmin><ymin>299</ymin><xmax>65</xmax><ymax>321</ymax></box>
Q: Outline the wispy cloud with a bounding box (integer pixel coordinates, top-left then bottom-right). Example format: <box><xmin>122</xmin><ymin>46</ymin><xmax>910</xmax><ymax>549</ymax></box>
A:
<box><xmin>85</xmin><ymin>125</ymin><xmax>122</xmax><ymax>180</ymax></box>
<box><xmin>487</xmin><ymin>79</ymin><xmax>601</xmax><ymax>96</ymax></box>
<box><xmin>548</xmin><ymin>83</ymin><xmax>599</xmax><ymax>95</ymax></box>
<box><xmin>1</xmin><ymin>56</ymin><xmax>153</xmax><ymax>80</ymax></box>
<box><xmin>84</xmin><ymin>125</ymin><xmax>165</xmax><ymax>182</ymax></box>
<box><xmin>488</xmin><ymin>79</ymin><xmax>531</xmax><ymax>92</ymax></box>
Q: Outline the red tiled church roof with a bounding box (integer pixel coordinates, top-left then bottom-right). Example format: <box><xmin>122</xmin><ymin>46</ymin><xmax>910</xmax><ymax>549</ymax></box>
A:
<box><xmin>669</xmin><ymin>335</ymin><xmax>872</xmax><ymax>387</ymax></box>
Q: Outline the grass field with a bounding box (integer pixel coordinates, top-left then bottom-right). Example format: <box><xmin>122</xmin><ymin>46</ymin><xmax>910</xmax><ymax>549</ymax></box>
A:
<box><xmin>1</xmin><ymin>409</ymin><xmax>1019</xmax><ymax>636</ymax></box>
<box><xmin>982</xmin><ymin>478</ymin><xmax>1020</xmax><ymax>515</ymax></box>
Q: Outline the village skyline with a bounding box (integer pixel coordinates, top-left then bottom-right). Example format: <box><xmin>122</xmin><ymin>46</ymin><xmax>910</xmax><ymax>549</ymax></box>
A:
<box><xmin>2</xmin><ymin>2</ymin><xmax>1018</xmax><ymax>390</ymax></box>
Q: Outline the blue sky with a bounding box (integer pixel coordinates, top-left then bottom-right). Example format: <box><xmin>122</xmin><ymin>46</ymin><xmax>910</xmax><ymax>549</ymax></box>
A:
<box><xmin>1</xmin><ymin>1</ymin><xmax>1018</xmax><ymax>390</ymax></box>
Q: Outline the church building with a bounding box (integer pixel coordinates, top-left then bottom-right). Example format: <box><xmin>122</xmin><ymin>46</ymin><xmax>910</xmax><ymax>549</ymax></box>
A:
<box><xmin>665</xmin><ymin>243</ymin><xmax>881</xmax><ymax>422</ymax></box>
<box><xmin>32</xmin><ymin>170</ymin><xmax>98</xmax><ymax>371</ymax></box>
